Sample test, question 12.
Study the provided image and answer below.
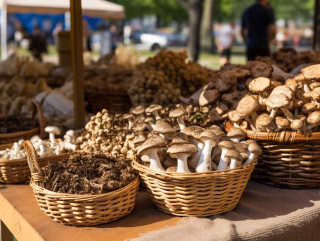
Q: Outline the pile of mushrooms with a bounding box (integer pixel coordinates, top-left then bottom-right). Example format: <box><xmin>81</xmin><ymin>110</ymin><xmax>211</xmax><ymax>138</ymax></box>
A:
<box><xmin>127</xmin><ymin>50</ymin><xmax>215</xmax><ymax>106</ymax></box>
<box><xmin>228</xmin><ymin>64</ymin><xmax>320</xmax><ymax>133</ymax></box>
<box><xmin>0</xmin><ymin>126</ymin><xmax>77</xmax><ymax>160</ymax></box>
<box><xmin>135</xmin><ymin>122</ymin><xmax>261</xmax><ymax>173</ymax></box>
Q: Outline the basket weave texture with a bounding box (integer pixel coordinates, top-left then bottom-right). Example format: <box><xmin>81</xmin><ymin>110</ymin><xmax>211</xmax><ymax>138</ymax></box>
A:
<box><xmin>132</xmin><ymin>158</ymin><xmax>256</xmax><ymax>217</ymax></box>
<box><xmin>24</xmin><ymin>141</ymin><xmax>140</xmax><ymax>226</ymax></box>
<box><xmin>0</xmin><ymin>100</ymin><xmax>46</xmax><ymax>144</ymax></box>
<box><xmin>0</xmin><ymin>142</ymin><xmax>68</xmax><ymax>184</ymax></box>
<box><xmin>225</xmin><ymin>121</ymin><xmax>320</xmax><ymax>189</ymax></box>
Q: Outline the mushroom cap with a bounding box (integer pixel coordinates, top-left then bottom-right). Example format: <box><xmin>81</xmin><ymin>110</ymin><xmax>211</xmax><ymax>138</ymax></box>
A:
<box><xmin>137</xmin><ymin>135</ymin><xmax>166</xmax><ymax>155</ymax></box>
<box><xmin>302</xmin><ymin>102</ymin><xmax>317</xmax><ymax>114</ymax></box>
<box><xmin>123</xmin><ymin>113</ymin><xmax>133</xmax><ymax>119</ymax></box>
<box><xmin>146</xmin><ymin>104</ymin><xmax>162</xmax><ymax>114</ymax></box>
<box><xmin>181</xmin><ymin>126</ymin><xmax>205</xmax><ymax>140</ymax></box>
<box><xmin>240</xmin><ymin>152</ymin><xmax>249</xmax><ymax>160</ymax></box>
<box><xmin>236</xmin><ymin>95</ymin><xmax>259</xmax><ymax>117</ymax></box>
<box><xmin>291</xmin><ymin>119</ymin><xmax>304</xmax><ymax>130</ymax></box>
<box><xmin>133</xmin><ymin>122</ymin><xmax>147</xmax><ymax>132</ymax></box>
<box><xmin>285</xmin><ymin>78</ymin><xmax>298</xmax><ymax>91</ymax></box>
<box><xmin>228</xmin><ymin>110</ymin><xmax>242</xmax><ymax>123</ymax></box>
<box><xmin>249</xmin><ymin>77</ymin><xmax>271</xmax><ymax>93</ymax></box>
<box><xmin>208</xmin><ymin>127</ymin><xmax>226</xmax><ymax>137</ymax></box>
<box><xmin>256</xmin><ymin>113</ymin><xmax>273</xmax><ymax>128</ymax></box>
<box><xmin>144</xmin><ymin>117</ymin><xmax>154</xmax><ymax>123</ymax></box>
<box><xmin>133</xmin><ymin>135</ymin><xmax>146</xmax><ymax>145</ymax></box>
<box><xmin>45</xmin><ymin>126</ymin><xmax>61</xmax><ymax>135</ymax></box>
<box><xmin>227</xmin><ymin>128</ymin><xmax>246</xmax><ymax>140</ymax></box>
<box><xmin>301</xmin><ymin>64</ymin><xmax>320</xmax><ymax>80</ymax></box>
<box><xmin>270</xmin><ymin>85</ymin><xmax>294</xmax><ymax>100</ymax></box>
<box><xmin>153</xmin><ymin>121</ymin><xmax>176</xmax><ymax>134</ymax></box>
<box><xmin>225</xmin><ymin>150</ymin><xmax>242</xmax><ymax>160</ymax></box>
<box><xmin>167</xmin><ymin>143</ymin><xmax>197</xmax><ymax>156</ymax></box>
<box><xmin>294</xmin><ymin>73</ymin><xmax>306</xmax><ymax>83</ymax></box>
<box><xmin>218</xmin><ymin>140</ymin><xmax>235</xmax><ymax>150</ymax></box>
<box><xmin>169</xmin><ymin>107</ymin><xmax>186</xmax><ymax>118</ymax></box>
<box><xmin>266</xmin><ymin>93</ymin><xmax>290</xmax><ymax>109</ymax></box>
<box><xmin>275</xmin><ymin>117</ymin><xmax>290</xmax><ymax>128</ymax></box>
<box><xmin>310</xmin><ymin>82</ymin><xmax>320</xmax><ymax>90</ymax></box>
<box><xmin>235</xmin><ymin>143</ymin><xmax>246</xmax><ymax>153</ymax></box>
<box><xmin>132</xmin><ymin>106</ymin><xmax>145</xmax><ymax>115</ymax></box>
<box><xmin>307</xmin><ymin>111</ymin><xmax>320</xmax><ymax>125</ymax></box>
<box><xmin>312</xmin><ymin>87</ymin><xmax>320</xmax><ymax>100</ymax></box>
<box><xmin>200</xmin><ymin>130</ymin><xmax>219</xmax><ymax>145</ymax></box>
<box><xmin>248</xmin><ymin>143</ymin><xmax>262</xmax><ymax>155</ymax></box>
<box><xmin>66</xmin><ymin>130</ymin><xmax>75</xmax><ymax>137</ymax></box>
<box><xmin>169</xmin><ymin>133</ymin><xmax>190</xmax><ymax>146</ymax></box>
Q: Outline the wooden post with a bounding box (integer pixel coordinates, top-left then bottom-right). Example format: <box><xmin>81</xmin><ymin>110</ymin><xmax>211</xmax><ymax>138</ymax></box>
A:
<box><xmin>313</xmin><ymin>0</ymin><xmax>320</xmax><ymax>50</ymax></box>
<box><xmin>0</xmin><ymin>221</ymin><xmax>13</xmax><ymax>241</ymax></box>
<box><xmin>70</xmin><ymin>0</ymin><xmax>85</xmax><ymax>129</ymax></box>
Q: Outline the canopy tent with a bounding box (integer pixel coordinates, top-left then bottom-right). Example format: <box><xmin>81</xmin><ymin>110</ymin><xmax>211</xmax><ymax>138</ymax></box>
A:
<box><xmin>0</xmin><ymin>0</ymin><xmax>125</xmax><ymax>59</ymax></box>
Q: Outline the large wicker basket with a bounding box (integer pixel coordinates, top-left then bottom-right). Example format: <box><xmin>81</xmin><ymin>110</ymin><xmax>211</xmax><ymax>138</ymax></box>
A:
<box><xmin>0</xmin><ymin>142</ymin><xmax>68</xmax><ymax>184</ymax></box>
<box><xmin>225</xmin><ymin>121</ymin><xmax>320</xmax><ymax>189</ymax></box>
<box><xmin>132</xmin><ymin>158</ymin><xmax>256</xmax><ymax>217</ymax></box>
<box><xmin>0</xmin><ymin>100</ymin><xmax>46</xmax><ymax>145</ymax></box>
<box><xmin>24</xmin><ymin>141</ymin><xmax>140</xmax><ymax>226</ymax></box>
<box><xmin>86</xmin><ymin>88</ymin><xmax>132</xmax><ymax>114</ymax></box>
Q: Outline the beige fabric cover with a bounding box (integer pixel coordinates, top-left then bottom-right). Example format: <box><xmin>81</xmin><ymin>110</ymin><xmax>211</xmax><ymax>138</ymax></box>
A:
<box><xmin>132</xmin><ymin>181</ymin><xmax>320</xmax><ymax>241</ymax></box>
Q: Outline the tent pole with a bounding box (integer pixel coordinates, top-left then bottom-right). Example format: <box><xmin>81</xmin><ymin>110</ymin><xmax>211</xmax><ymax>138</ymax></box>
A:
<box><xmin>313</xmin><ymin>0</ymin><xmax>320</xmax><ymax>50</ymax></box>
<box><xmin>70</xmin><ymin>0</ymin><xmax>85</xmax><ymax>129</ymax></box>
<box><xmin>1</xmin><ymin>0</ymin><xmax>7</xmax><ymax>60</ymax></box>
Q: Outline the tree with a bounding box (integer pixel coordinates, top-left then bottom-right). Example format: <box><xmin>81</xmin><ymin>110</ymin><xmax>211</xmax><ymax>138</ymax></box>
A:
<box><xmin>201</xmin><ymin>0</ymin><xmax>215</xmax><ymax>52</ymax></box>
<box><xmin>178</xmin><ymin>0</ymin><xmax>204</xmax><ymax>61</ymax></box>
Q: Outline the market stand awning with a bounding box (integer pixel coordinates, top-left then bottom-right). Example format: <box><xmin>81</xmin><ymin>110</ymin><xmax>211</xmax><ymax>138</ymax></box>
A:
<box><xmin>0</xmin><ymin>0</ymin><xmax>125</xmax><ymax>20</ymax></box>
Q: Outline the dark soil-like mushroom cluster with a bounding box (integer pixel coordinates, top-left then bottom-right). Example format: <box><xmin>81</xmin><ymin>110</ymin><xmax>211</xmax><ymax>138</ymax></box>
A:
<box><xmin>0</xmin><ymin>115</ymin><xmax>39</xmax><ymax>133</ymax></box>
<box><xmin>42</xmin><ymin>152</ymin><xmax>136</xmax><ymax>195</ymax></box>
<box><xmin>127</xmin><ymin>50</ymin><xmax>215</xmax><ymax>106</ymax></box>
<box><xmin>257</xmin><ymin>47</ymin><xmax>320</xmax><ymax>73</ymax></box>
<box><xmin>228</xmin><ymin>64</ymin><xmax>320</xmax><ymax>133</ymax></box>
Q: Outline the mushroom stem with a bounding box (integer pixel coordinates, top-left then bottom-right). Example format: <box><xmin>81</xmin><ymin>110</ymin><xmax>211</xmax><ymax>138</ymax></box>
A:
<box><xmin>176</xmin><ymin>155</ymin><xmax>191</xmax><ymax>173</ymax></box>
<box><xmin>229</xmin><ymin>158</ymin><xmax>242</xmax><ymax>169</ymax></box>
<box><xmin>153</xmin><ymin>111</ymin><xmax>161</xmax><ymax>120</ymax></box>
<box><xmin>147</xmin><ymin>151</ymin><xmax>165</xmax><ymax>172</ymax></box>
<box><xmin>189</xmin><ymin>139</ymin><xmax>204</xmax><ymax>168</ymax></box>
<box><xmin>128</xmin><ymin>120</ymin><xmax>133</xmax><ymax>130</ymax></box>
<box><xmin>49</xmin><ymin>133</ymin><xmax>56</xmax><ymax>144</ymax></box>
<box><xmin>304</xmin><ymin>84</ymin><xmax>311</xmax><ymax>93</ymax></box>
<box><xmin>177</xmin><ymin>116</ymin><xmax>186</xmax><ymax>131</ymax></box>
<box><xmin>280</xmin><ymin>108</ymin><xmax>294</xmax><ymax>121</ymax></box>
<box><xmin>217</xmin><ymin>148</ymin><xmax>228</xmax><ymax>170</ymax></box>
<box><xmin>245</xmin><ymin>116</ymin><xmax>256</xmax><ymax>130</ymax></box>
<box><xmin>196</xmin><ymin>142</ymin><xmax>214</xmax><ymax>172</ymax></box>
<box><xmin>244</xmin><ymin>153</ymin><xmax>256</xmax><ymax>165</ymax></box>
<box><xmin>269</xmin><ymin>108</ymin><xmax>278</xmax><ymax>119</ymax></box>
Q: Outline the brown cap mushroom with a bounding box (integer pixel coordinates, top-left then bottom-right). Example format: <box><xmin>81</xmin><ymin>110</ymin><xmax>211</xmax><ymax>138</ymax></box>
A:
<box><xmin>169</xmin><ymin>133</ymin><xmax>189</xmax><ymax>146</ymax></box>
<box><xmin>145</xmin><ymin>104</ymin><xmax>162</xmax><ymax>120</ymax></box>
<box><xmin>169</xmin><ymin>107</ymin><xmax>186</xmax><ymax>131</ymax></box>
<box><xmin>256</xmin><ymin>113</ymin><xmax>274</xmax><ymax>131</ymax></box>
<box><xmin>228</xmin><ymin>110</ymin><xmax>243</xmax><ymax>127</ymax></box>
<box><xmin>153</xmin><ymin>121</ymin><xmax>175</xmax><ymax>138</ymax></box>
<box><xmin>249</xmin><ymin>77</ymin><xmax>271</xmax><ymax>93</ymax></box>
<box><xmin>307</xmin><ymin>111</ymin><xmax>320</xmax><ymax>130</ymax></box>
<box><xmin>217</xmin><ymin>140</ymin><xmax>235</xmax><ymax>170</ymax></box>
<box><xmin>132</xmin><ymin>106</ymin><xmax>145</xmax><ymax>116</ymax></box>
<box><xmin>244</xmin><ymin>143</ymin><xmax>262</xmax><ymax>165</ymax></box>
<box><xmin>301</xmin><ymin>64</ymin><xmax>320</xmax><ymax>81</ymax></box>
<box><xmin>266</xmin><ymin>93</ymin><xmax>291</xmax><ymax>120</ymax></box>
<box><xmin>236</xmin><ymin>95</ymin><xmax>259</xmax><ymax>130</ymax></box>
<box><xmin>227</xmin><ymin>128</ymin><xmax>246</xmax><ymax>143</ymax></box>
<box><xmin>275</xmin><ymin>116</ymin><xmax>290</xmax><ymax>131</ymax></box>
<box><xmin>291</xmin><ymin>119</ymin><xmax>304</xmax><ymax>132</ymax></box>
<box><xmin>226</xmin><ymin>150</ymin><xmax>243</xmax><ymax>169</ymax></box>
<box><xmin>167</xmin><ymin>143</ymin><xmax>197</xmax><ymax>173</ymax></box>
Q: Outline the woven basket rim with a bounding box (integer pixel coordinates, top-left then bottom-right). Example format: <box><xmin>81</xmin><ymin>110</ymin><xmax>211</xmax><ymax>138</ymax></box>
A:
<box><xmin>225</xmin><ymin>121</ymin><xmax>320</xmax><ymax>142</ymax></box>
<box><xmin>30</xmin><ymin>176</ymin><xmax>140</xmax><ymax>200</ymax></box>
<box><xmin>132</xmin><ymin>158</ymin><xmax>257</xmax><ymax>179</ymax></box>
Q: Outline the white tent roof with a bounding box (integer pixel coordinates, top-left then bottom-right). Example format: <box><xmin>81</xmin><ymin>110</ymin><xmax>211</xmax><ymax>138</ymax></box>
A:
<box><xmin>0</xmin><ymin>0</ymin><xmax>125</xmax><ymax>19</ymax></box>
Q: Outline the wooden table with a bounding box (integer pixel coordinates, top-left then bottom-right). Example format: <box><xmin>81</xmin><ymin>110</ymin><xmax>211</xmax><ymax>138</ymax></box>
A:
<box><xmin>0</xmin><ymin>184</ymin><xmax>180</xmax><ymax>241</ymax></box>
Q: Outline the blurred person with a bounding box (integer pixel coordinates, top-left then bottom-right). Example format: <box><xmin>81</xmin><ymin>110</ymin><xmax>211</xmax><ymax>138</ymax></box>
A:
<box><xmin>28</xmin><ymin>26</ymin><xmax>47</xmax><ymax>61</ymax></box>
<box><xmin>241</xmin><ymin>0</ymin><xmax>276</xmax><ymax>60</ymax></box>
<box><xmin>110</xmin><ymin>24</ymin><xmax>119</xmax><ymax>51</ymax></box>
<box><xmin>53</xmin><ymin>22</ymin><xmax>63</xmax><ymax>45</ymax></box>
<box><xmin>216</xmin><ymin>22</ymin><xmax>235</xmax><ymax>65</ymax></box>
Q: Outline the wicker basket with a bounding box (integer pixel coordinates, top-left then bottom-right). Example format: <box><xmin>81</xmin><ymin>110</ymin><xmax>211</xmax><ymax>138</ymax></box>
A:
<box><xmin>225</xmin><ymin>121</ymin><xmax>320</xmax><ymax>189</ymax></box>
<box><xmin>24</xmin><ymin>141</ymin><xmax>140</xmax><ymax>226</ymax></box>
<box><xmin>86</xmin><ymin>88</ymin><xmax>132</xmax><ymax>114</ymax></box>
<box><xmin>0</xmin><ymin>100</ymin><xmax>46</xmax><ymax>145</ymax></box>
<box><xmin>0</xmin><ymin>142</ymin><xmax>68</xmax><ymax>184</ymax></box>
<box><xmin>132</xmin><ymin>158</ymin><xmax>256</xmax><ymax>217</ymax></box>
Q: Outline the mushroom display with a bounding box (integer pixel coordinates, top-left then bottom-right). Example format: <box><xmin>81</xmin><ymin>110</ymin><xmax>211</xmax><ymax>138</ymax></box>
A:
<box><xmin>228</xmin><ymin>64</ymin><xmax>320</xmax><ymax>133</ymax></box>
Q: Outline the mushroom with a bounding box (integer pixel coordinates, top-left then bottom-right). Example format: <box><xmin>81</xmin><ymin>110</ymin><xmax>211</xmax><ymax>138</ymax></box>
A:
<box><xmin>302</xmin><ymin>102</ymin><xmax>317</xmax><ymax>114</ymax></box>
<box><xmin>255</xmin><ymin>113</ymin><xmax>275</xmax><ymax>132</ymax></box>
<box><xmin>236</xmin><ymin>95</ymin><xmax>259</xmax><ymax>130</ymax></box>
<box><xmin>144</xmin><ymin>117</ymin><xmax>155</xmax><ymax>131</ymax></box>
<box><xmin>181</xmin><ymin>126</ymin><xmax>205</xmax><ymax>168</ymax></box>
<box><xmin>291</xmin><ymin>119</ymin><xmax>304</xmax><ymax>132</ymax></box>
<box><xmin>123</xmin><ymin>113</ymin><xmax>134</xmax><ymax>130</ymax></box>
<box><xmin>196</xmin><ymin>130</ymin><xmax>219</xmax><ymax>172</ymax></box>
<box><xmin>145</xmin><ymin>104</ymin><xmax>162</xmax><ymax>120</ymax></box>
<box><xmin>227</xmin><ymin>128</ymin><xmax>246</xmax><ymax>143</ymax></box>
<box><xmin>243</xmin><ymin>143</ymin><xmax>262</xmax><ymax>165</ymax></box>
<box><xmin>137</xmin><ymin>135</ymin><xmax>166</xmax><ymax>172</ymax></box>
<box><xmin>152</xmin><ymin>120</ymin><xmax>175</xmax><ymax>139</ymax></box>
<box><xmin>169</xmin><ymin>133</ymin><xmax>189</xmax><ymax>146</ymax></box>
<box><xmin>169</xmin><ymin>107</ymin><xmax>186</xmax><ymax>131</ymax></box>
<box><xmin>294</xmin><ymin>73</ymin><xmax>310</xmax><ymax>93</ymax></box>
<box><xmin>275</xmin><ymin>117</ymin><xmax>290</xmax><ymax>131</ymax></box>
<box><xmin>226</xmin><ymin>150</ymin><xmax>243</xmax><ymax>169</ymax></box>
<box><xmin>307</xmin><ymin>111</ymin><xmax>320</xmax><ymax>130</ymax></box>
<box><xmin>217</xmin><ymin>140</ymin><xmax>235</xmax><ymax>170</ymax></box>
<box><xmin>132</xmin><ymin>106</ymin><xmax>145</xmax><ymax>118</ymax></box>
<box><xmin>249</xmin><ymin>77</ymin><xmax>271</xmax><ymax>104</ymax></box>
<box><xmin>167</xmin><ymin>143</ymin><xmax>197</xmax><ymax>173</ymax></box>
<box><xmin>45</xmin><ymin>126</ymin><xmax>61</xmax><ymax>144</ymax></box>
<box><xmin>266</xmin><ymin>93</ymin><xmax>293</xmax><ymax>120</ymax></box>
<box><xmin>228</xmin><ymin>110</ymin><xmax>243</xmax><ymax>128</ymax></box>
<box><xmin>133</xmin><ymin>135</ymin><xmax>146</xmax><ymax>149</ymax></box>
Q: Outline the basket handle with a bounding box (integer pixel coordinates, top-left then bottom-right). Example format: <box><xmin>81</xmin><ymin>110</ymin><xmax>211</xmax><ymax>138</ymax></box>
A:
<box><xmin>31</xmin><ymin>99</ymin><xmax>46</xmax><ymax>139</ymax></box>
<box><xmin>24</xmin><ymin>140</ymin><xmax>44</xmax><ymax>187</ymax></box>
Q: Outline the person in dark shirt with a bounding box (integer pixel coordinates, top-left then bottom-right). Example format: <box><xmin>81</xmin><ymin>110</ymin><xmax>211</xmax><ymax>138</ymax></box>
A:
<box><xmin>241</xmin><ymin>0</ymin><xmax>276</xmax><ymax>60</ymax></box>
<box><xmin>29</xmin><ymin>26</ymin><xmax>48</xmax><ymax>61</ymax></box>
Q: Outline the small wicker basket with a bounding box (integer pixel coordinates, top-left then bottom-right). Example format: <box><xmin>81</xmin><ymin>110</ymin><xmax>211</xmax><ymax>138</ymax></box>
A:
<box><xmin>225</xmin><ymin>121</ymin><xmax>320</xmax><ymax>189</ymax></box>
<box><xmin>24</xmin><ymin>141</ymin><xmax>140</xmax><ymax>226</ymax></box>
<box><xmin>132</xmin><ymin>158</ymin><xmax>256</xmax><ymax>217</ymax></box>
<box><xmin>0</xmin><ymin>142</ymin><xmax>68</xmax><ymax>184</ymax></box>
<box><xmin>0</xmin><ymin>100</ymin><xmax>46</xmax><ymax>145</ymax></box>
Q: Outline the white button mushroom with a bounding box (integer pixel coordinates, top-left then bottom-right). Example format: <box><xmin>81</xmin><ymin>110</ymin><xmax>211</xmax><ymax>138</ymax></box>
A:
<box><xmin>45</xmin><ymin>126</ymin><xmax>61</xmax><ymax>144</ymax></box>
